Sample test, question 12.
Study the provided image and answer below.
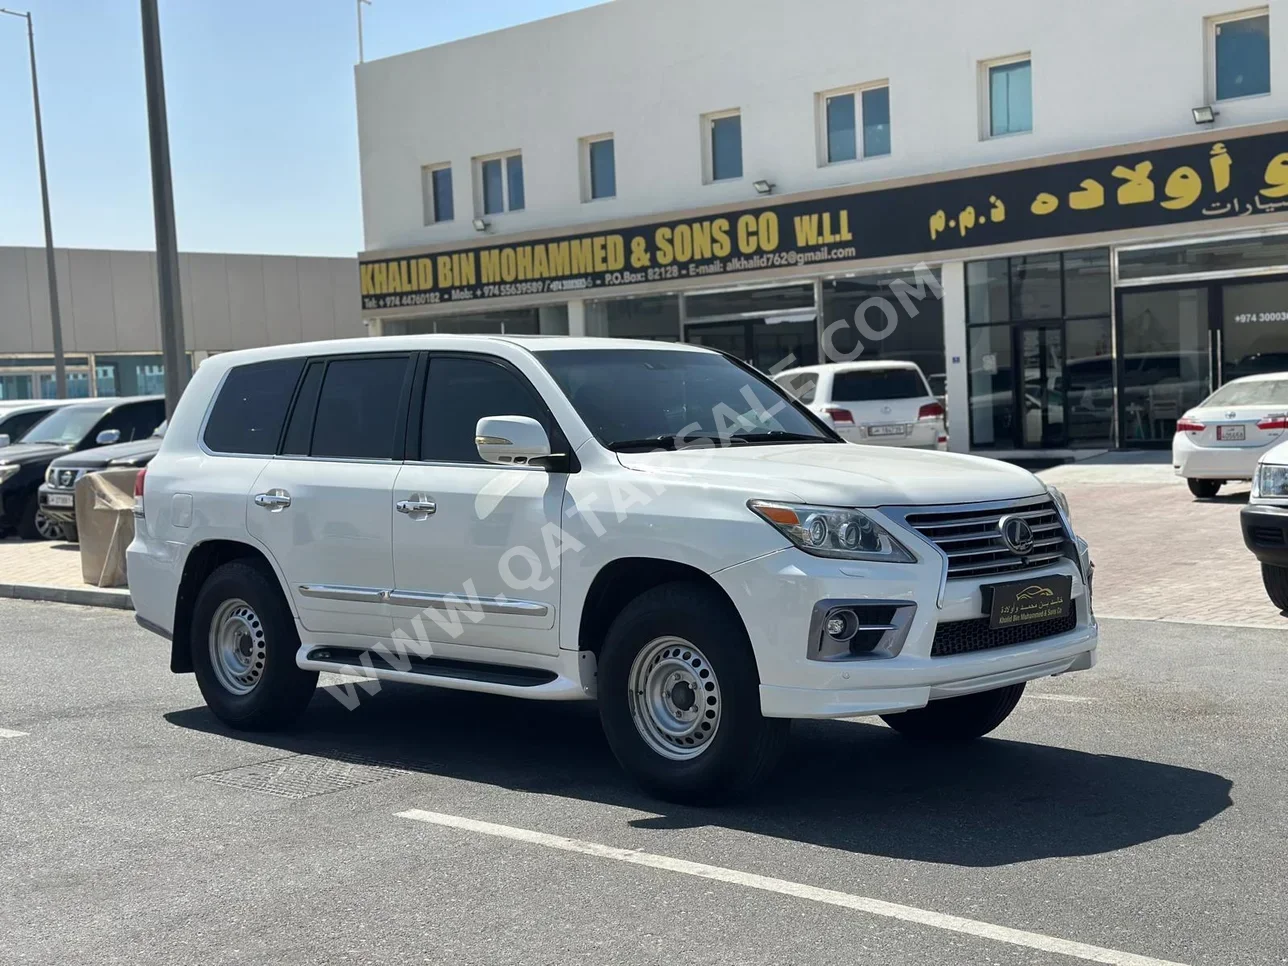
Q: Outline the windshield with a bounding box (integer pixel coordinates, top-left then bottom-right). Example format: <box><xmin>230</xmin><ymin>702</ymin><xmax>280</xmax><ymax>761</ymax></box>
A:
<box><xmin>536</xmin><ymin>348</ymin><xmax>835</xmax><ymax>449</ymax></box>
<box><xmin>19</xmin><ymin>405</ymin><xmax>108</xmax><ymax>445</ymax></box>
<box><xmin>831</xmin><ymin>368</ymin><xmax>928</xmax><ymax>401</ymax></box>
<box><xmin>1202</xmin><ymin>379</ymin><xmax>1288</xmax><ymax>408</ymax></box>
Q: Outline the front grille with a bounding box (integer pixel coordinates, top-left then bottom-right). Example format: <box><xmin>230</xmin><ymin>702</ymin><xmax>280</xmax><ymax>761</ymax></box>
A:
<box><xmin>1251</xmin><ymin>525</ymin><xmax>1286</xmax><ymax>547</ymax></box>
<box><xmin>51</xmin><ymin>468</ymin><xmax>83</xmax><ymax>489</ymax></box>
<box><xmin>931</xmin><ymin>611</ymin><xmax>1078</xmax><ymax>657</ymax></box>
<box><xmin>902</xmin><ymin>497</ymin><xmax>1067</xmax><ymax>580</ymax></box>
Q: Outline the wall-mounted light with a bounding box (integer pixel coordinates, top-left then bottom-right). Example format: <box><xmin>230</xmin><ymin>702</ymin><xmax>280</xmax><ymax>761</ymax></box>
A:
<box><xmin>753</xmin><ymin>180</ymin><xmax>775</xmax><ymax>195</ymax></box>
<box><xmin>1192</xmin><ymin>105</ymin><xmax>1218</xmax><ymax>125</ymax></box>
<box><xmin>472</xmin><ymin>217</ymin><xmax>490</xmax><ymax>232</ymax></box>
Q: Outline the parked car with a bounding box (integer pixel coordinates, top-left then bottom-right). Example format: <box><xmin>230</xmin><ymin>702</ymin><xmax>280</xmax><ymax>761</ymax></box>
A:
<box><xmin>773</xmin><ymin>361</ymin><xmax>947</xmax><ymax>448</ymax></box>
<box><xmin>1241</xmin><ymin>437</ymin><xmax>1288</xmax><ymax>610</ymax></box>
<box><xmin>1172</xmin><ymin>372</ymin><xmax>1288</xmax><ymax>498</ymax></box>
<box><xmin>0</xmin><ymin>396</ymin><xmax>165</xmax><ymax>540</ymax></box>
<box><xmin>38</xmin><ymin>420</ymin><xmax>166</xmax><ymax>543</ymax></box>
<box><xmin>0</xmin><ymin>399</ymin><xmax>82</xmax><ymax>449</ymax></box>
<box><xmin>128</xmin><ymin>337</ymin><xmax>1095</xmax><ymax>803</ymax></box>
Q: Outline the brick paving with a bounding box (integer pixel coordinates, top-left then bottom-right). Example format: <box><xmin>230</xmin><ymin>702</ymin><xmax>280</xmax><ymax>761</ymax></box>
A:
<box><xmin>0</xmin><ymin>536</ymin><xmax>87</xmax><ymax>589</ymax></box>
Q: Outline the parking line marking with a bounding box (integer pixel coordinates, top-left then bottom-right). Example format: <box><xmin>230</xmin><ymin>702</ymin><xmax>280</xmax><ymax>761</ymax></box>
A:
<box><xmin>396</xmin><ymin>808</ymin><xmax>1186</xmax><ymax>966</ymax></box>
<box><xmin>0</xmin><ymin>728</ymin><xmax>29</xmax><ymax>739</ymax></box>
<box><xmin>1031</xmin><ymin>693</ymin><xmax>1094</xmax><ymax>703</ymax></box>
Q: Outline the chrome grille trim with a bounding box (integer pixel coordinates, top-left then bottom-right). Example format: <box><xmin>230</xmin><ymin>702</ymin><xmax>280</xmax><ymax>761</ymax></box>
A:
<box><xmin>890</xmin><ymin>496</ymin><xmax>1070</xmax><ymax>581</ymax></box>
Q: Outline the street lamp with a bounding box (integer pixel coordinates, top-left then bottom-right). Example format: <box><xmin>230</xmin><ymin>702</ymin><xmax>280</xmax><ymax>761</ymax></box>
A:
<box><xmin>0</xmin><ymin>7</ymin><xmax>66</xmax><ymax>399</ymax></box>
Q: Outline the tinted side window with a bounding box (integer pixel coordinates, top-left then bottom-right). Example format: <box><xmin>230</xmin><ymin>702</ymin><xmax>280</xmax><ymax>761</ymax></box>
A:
<box><xmin>204</xmin><ymin>359</ymin><xmax>305</xmax><ymax>455</ymax></box>
<box><xmin>311</xmin><ymin>356</ymin><xmax>412</xmax><ymax>459</ymax></box>
<box><xmin>94</xmin><ymin>400</ymin><xmax>165</xmax><ymax>444</ymax></box>
<box><xmin>0</xmin><ymin>409</ymin><xmax>50</xmax><ymax>441</ymax></box>
<box><xmin>280</xmin><ymin>361</ymin><xmax>325</xmax><ymax>456</ymax></box>
<box><xmin>422</xmin><ymin>357</ymin><xmax>549</xmax><ymax>463</ymax></box>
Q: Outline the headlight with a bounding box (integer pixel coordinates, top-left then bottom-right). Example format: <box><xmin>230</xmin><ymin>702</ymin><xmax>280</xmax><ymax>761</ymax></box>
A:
<box><xmin>1045</xmin><ymin>483</ymin><xmax>1071</xmax><ymax>523</ymax></box>
<box><xmin>0</xmin><ymin>463</ymin><xmax>18</xmax><ymax>485</ymax></box>
<box><xmin>45</xmin><ymin>465</ymin><xmax>56</xmax><ymax>486</ymax></box>
<box><xmin>1255</xmin><ymin>463</ymin><xmax>1288</xmax><ymax>498</ymax></box>
<box><xmin>748</xmin><ymin>501</ymin><xmax>916</xmax><ymax>562</ymax></box>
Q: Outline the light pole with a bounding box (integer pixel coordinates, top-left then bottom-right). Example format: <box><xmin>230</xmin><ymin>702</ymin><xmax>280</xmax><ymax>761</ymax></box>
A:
<box><xmin>357</xmin><ymin>0</ymin><xmax>370</xmax><ymax>63</ymax></box>
<box><xmin>1</xmin><ymin>7</ymin><xmax>66</xmax><ymax>399</ymax></box>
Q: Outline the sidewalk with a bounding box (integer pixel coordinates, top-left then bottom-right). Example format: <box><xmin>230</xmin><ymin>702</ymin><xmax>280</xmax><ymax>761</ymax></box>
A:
<box><xmin>0</xmin><ymin>537</ymin><xmax>132</xmax><ymax>609</ymax></box>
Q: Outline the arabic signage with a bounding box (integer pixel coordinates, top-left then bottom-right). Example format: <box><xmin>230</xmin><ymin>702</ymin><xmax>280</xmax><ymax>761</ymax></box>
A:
<box><xmin>360</xmin><ymin>129</ymin><xmax>1288</xmax><ymax>311</ymax></box>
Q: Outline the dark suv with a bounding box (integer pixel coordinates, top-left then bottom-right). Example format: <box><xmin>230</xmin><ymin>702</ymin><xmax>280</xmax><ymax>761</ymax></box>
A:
<box><xmin>0</xmin><ymin>396</ymin><xmax>165</xmax><ymax>540</ymax></box>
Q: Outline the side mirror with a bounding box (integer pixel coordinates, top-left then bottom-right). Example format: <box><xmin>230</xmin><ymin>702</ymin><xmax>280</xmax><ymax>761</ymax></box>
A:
<box><xmin>0</xmin><ymin>434</ymin><xmax>9</xmax><ymax>448</ymax></box>
<box><xmin>95</xmin><ymin>429</ymin><xmax>121</xmax><ymax>446</ymax></box>
<box><xmin>475</xmin><ymin>415</ymin><xmax>552</xmax><ymax>466</ymax></box>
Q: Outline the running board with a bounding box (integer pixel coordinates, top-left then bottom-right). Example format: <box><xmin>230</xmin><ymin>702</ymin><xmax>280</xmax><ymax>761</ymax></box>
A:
<box><xmin>297</xmin><ymin>645</ymin><xmax>589</xmax><ymax>701</ymax></box>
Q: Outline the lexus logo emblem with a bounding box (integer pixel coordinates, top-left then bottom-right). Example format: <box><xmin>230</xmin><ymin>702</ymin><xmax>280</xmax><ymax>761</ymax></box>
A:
<box><xmin>999</xmin><ymin>514</ymin><xmax>1035</xmax><ymax>555</ymax></box>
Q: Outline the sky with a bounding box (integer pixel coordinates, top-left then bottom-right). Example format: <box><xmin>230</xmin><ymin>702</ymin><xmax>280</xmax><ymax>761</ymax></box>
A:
<box><xmin>0</xmin><ymin>0</ymin><xmax>605</xmax><ymax>257</ymax></box>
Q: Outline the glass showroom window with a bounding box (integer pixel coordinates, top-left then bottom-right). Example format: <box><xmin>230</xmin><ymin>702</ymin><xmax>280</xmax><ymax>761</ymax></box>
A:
<box><xmin>706</xmin><ymin>111</ymin><xmax>743</xmax><ymax>182</ymax></box>
<box><xmin>583</xmin><ymin>135</ymin><xmax>616</xmax><ymax>201</ymax></box>
<box><xmin>1211</xmin><ymin>9</ymin><xmax>1270</xmax><ymax>101</ymax></box>
<box><xmin>478</xmin><ymin>153</ymin><xmax>525</xmax><ymax>215</ymax></box>
<box><xmin>985</xmin><ymin>56</ymin><xmax>1032</xmax><ymax>137</ymax></box>
<box><xmin>421</xmin><ymin>164</ymin><xmax>453</xmax><ymax>225</ymax></box>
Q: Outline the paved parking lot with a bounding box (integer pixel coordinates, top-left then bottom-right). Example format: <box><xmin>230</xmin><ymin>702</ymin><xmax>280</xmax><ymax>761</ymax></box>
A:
<box><xmin>2</xmin><ymin>599</ymin><xmax>1285</xmax><ymax>966</ymax></box>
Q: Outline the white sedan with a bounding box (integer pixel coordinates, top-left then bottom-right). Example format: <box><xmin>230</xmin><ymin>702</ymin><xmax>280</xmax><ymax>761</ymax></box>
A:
<box><xmin>1173</xmin><ymin>372</ymin><xmax>1288</xmax><ymax>498</ymax></box>
<box><xmin>773</xmin><ymin>360</ymin><xmax>947</xmax><ymax>449</ymax></box>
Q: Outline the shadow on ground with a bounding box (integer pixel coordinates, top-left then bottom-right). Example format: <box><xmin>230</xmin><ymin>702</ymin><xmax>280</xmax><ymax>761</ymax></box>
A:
<box><xmin>166</xmin><ymin>681</ymin><xmax>1232</xmax><ymax>868</ymax></box>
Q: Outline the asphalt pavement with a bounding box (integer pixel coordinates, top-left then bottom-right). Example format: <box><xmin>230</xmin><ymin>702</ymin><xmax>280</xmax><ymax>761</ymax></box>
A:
<box><xmin>1</xmin><ymin>600</ymin><xmax>1285</xmax><ymax>966</ymax></box>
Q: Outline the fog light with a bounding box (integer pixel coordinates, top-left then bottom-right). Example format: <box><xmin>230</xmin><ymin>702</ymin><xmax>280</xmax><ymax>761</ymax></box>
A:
<box><xmin>826</xmin><ymin>616</ymin><xmax>846</xmax><ymax>637</ymax></box>
<box><xmin>825</xmin><ymin>609</ymin><xmax>859</xmax><ymax>642</ymax></box>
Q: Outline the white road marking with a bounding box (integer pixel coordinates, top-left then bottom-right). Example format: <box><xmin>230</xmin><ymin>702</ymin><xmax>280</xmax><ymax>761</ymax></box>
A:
<box><xmin>397</xmin><ymin>808</ymin><xmax>1187</xmax><ymax>966</ymax></box>
<box><xmin>0</xmin><ymin>728</ymin><xmax>29</xmax><ymax>739</ymax></box>
<box><xmin>1031</xmin><ymin>693</ymin><xmax>1094</xmax><ymax>703</ymax></box>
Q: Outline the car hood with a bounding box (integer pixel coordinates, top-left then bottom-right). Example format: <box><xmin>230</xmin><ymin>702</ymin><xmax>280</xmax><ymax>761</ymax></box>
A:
<box><xmin>0</xmin><ymin>442</ymin><xmax>72</xmax><ymax>465</ymax></box>
<box><xmin>615</xmin><ymin>442</ymin><xmax>1045</xmax><ymax>507</ymax></box>
<box><xmin>51</xmin><ymin>437</ymin><xmax>161</xmax><ymax>469</ymax></box>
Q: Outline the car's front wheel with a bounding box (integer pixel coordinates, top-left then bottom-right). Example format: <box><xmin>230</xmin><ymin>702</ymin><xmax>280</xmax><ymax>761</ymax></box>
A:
<box><xmin>597</xmin><ymin>582</ymin><xmax>789</xmax><ymax>804</ymax></box>
<box><xmin>1187</xmin><ymin>478</ymin><xmax>1222</xmax><ymax>499</ymax></box>
<box><xmin>1261</xmin><ymin>564</ymin><xmax>1288</xmax><ymax>612</ymax></box>
<box><xmin>880</xmin><ymin>683</ymin><xmax>1025</xmax><ymax>740</ymax></box>
<box><xmin>190</xmin><ymin>559</ymin><xmax>317</xmax><ymax>730</ymax></box>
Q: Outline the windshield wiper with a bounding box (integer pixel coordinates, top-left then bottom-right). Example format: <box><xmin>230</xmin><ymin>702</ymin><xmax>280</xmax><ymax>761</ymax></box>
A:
<box><xmin>728</xmin><ymin>431</ymin><xmax>833</xmax><ymax>444</ymax></box>
<box><xmin>606</xmin><ymin>435</ymin><xmax>716</xmax><ymax>452</ymax></box>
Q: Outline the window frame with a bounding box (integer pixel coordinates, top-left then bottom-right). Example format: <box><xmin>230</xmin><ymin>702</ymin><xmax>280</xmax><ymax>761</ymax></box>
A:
<box><xmin>701</xmin><ymin>108</ymin><xmax>743</xmax><ymax>184</ymax></box>
<box><xmin>579</xmin><ymin>133</ymin><xmax>617</xmax><ymax>202</ymax></box>
<box><xmin>979</xmin><ymin>53</ymin><xmax>1033</xmax><ymax>140</ymax></box>
<box><xmin>815</xmin><ymin>81</ymin><xmax>892</xmax><ymax>166</ymax></box>
<box><xmin>472</xmin><ymin>150</ymin><xmax>525</xmax><ymax>217</ymax></box>
<box><xmin>420</xmin><ymin>162</ymin><xmax>454</xmax><ymax>226</ymax></box>
<box><xmin>1207</xmin><ymin>7</ymin><xmax>1271</xmax><ymax>103</ymax></box>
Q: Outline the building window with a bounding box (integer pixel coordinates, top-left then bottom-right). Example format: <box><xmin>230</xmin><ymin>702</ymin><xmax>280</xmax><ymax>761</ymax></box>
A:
<box><xmin>818</xmin><ymin>84</ymin><xmax>891</xmax><ymax>165</ymax></box>
<box><xmin>421</xmin><ymin>164</ymin><xmax>453</xmax><ymax>225</ymax></box>
<box><xmin>581</xmin><ymin>135</ymin><xmax>616</xmax><ymax>201</ymax></box>
<box><xmin>1210</xmin><ymin>9</ymin><xmax>1270</xmax><ymax>101</ymax></box>
<box><xmin>703</xmin><ymin>110</ymin><xmax>742</xmax><ymax>183</ymax></box>
<box><xmin>982</xmin><ymin>55</ymin><xmax>1032</xmax><ymax>137</ymax></box>
<box><xmin>475</xmin><ymin>152</ymin><xmax>524</xmax><ymax>215</ymax></box>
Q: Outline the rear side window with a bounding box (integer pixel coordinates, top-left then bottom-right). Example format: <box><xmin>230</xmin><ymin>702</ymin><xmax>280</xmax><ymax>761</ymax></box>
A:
<box><xmin>99</xmin><ymin>400</ymin><xmax>165</xmax><ymax>442</ymax></box>
<box><xmin>203</xmin><ymin>359</ymin><xmax>305</xmax><ymax>455</ymax></box>
<box><xmin>421</xmin><ymin>357</ymin><xmax>549</xmax><ymax>463</ymax></box>
<box><xmin>831</xmin><ymin>368</ymin><xmax>927</xmax><ymax>401</ymax></box>
<box><xmin>310</xmin><ymin>356</ymin><xmax>412</xmax><ymax>459</ymax></box>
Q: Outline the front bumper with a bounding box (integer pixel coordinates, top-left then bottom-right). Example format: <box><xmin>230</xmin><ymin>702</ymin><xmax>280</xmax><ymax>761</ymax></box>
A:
<box><xmin>37</xmin><ymin>483</ymin><xmax>77</xmax><ymax>525</ymax></box>
<box><xmin>1241</xmin><ymin>502</ymin><xmax>1288</xmax><ymax>566</ymax></box>
<box><xmin>713</xmin><ymin>544</ymin><xmax>1096</xmax><ymax>719</ymax></box>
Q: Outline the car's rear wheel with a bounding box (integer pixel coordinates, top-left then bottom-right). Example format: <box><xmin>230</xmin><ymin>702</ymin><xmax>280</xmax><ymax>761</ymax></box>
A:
<box><xmin>597</xmin><ymin>582</ymin><xmax>789</xmax><ymax>804</ymax></box>
<box><xmin>1187</xmin><ymin>478</ymin><xmax>1222</xmax><ymax>499</ymax></box>
<box><xmin>190</xmin><ymin>559</ymin><xmax>317</xmax><ymax>730</ymax></box>
<box><xmin>880</xmin><ymin>683</ymin><xmax>1025</xmax><ymax>740</ymax></box>
<box><xmin>1261</xmin><ymin>564</ymin><xmax>1288</xmax><ymax>612</ymax></box>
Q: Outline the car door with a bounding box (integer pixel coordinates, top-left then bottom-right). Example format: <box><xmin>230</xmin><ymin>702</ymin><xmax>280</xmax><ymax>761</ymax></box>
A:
<box><xmin>247</xmin><ymin>353</ymin><xmax>414</xmax><ymax>643</ymax></box>
<box><xmin>390</xmin><ymin>354</ymin><xmax>568</xmax><ymax>658</ymax></box>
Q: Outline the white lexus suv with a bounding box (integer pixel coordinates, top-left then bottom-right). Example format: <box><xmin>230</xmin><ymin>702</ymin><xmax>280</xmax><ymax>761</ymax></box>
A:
<box><xmin>128</xmin><ymin>336</ymin><xmax>1097</xmax><ymax>803</ymax></box>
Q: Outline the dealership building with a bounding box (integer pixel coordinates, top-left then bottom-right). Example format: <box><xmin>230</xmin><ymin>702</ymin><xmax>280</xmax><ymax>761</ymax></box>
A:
<box><xmin>0</xmin><ymin>247</ymin><xmax>358</xmax><ymax>400</ymax></box>
<box><xmin>356</xmin><ymin>0</ymin><xmax>1288</xmax><ymax>455</ymax></box>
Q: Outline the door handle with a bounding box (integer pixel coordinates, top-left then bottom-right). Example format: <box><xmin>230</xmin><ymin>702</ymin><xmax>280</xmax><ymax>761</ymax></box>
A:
<box><xmin>254</xmin><ymin>489</ymin><xmax>292</xmax><ymax>511</ymax></box>
<box><xmin>396</xmin><ymin>499</ymin><xmax>437</xmax><ymax>516</ymax></box>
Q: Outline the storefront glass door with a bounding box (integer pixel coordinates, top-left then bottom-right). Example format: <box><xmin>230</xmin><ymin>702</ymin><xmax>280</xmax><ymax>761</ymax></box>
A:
<box><xmin>1019</xmin><ymin>325</ymin><xmax>1065</xmax><ymax>448</ymax></box>
<box><xmin>1117</xmin><ymin>287</ymin><xmax>1211</xmax><ymax>445</ymax></box>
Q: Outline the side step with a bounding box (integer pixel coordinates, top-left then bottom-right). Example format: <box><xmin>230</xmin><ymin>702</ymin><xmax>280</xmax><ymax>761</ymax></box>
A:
<box><xmin>304</xmin><ymin>646</ymin><xmax>559</xmax><ymax>688</ymax></box>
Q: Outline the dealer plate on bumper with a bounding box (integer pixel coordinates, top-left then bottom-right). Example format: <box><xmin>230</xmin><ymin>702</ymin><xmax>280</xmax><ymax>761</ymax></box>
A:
<box><xmin>984</xmin><ymin>574</ymin><xmax>1072</xmax><ymax>629</ymax></box>
<box><xmin>45</xmin><ymin>493</ymin><xmax>74</xmax><ymax>508</ymax></box>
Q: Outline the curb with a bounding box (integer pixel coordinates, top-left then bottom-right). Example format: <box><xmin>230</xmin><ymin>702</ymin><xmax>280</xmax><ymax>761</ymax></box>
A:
<box><xmin>0</xmin><ymin>583</ymin><xmax>133</xmax><ymax>610</ymax></box>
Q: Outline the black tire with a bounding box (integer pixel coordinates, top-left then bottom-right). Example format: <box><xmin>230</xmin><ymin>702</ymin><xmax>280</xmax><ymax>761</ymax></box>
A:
<box><xmin>16</xmin><ymin>495</ymin><xmax>50</xmax><ymax>540</ymax></box>
<box><xmin>1262</xmin><ymin>564</ymin><xmax>1288</xmax><ymax>612</ymax></box>
<box><xmin>880</xmin><ymin>683</ymin><xmax>1025</xmax><ymax>740</ymax></box>
<box><xmin>1187</xmin><ymin>478</ymin><xmax>1222</xmax><ymax>499</ymax></box>
<box><xmin>190</xmin><ymin>559</ymin><xmax>317</xmax><ymax>731</ymax></box>
<box><xmin>60</xmin><ymin>522</ymin><xmax>78</xmax><ymax>544</ymax></box>
<box><xmin>597</xmin><ymin>581</ymin><xmax>789</xmax><ymax>804</ymax></box>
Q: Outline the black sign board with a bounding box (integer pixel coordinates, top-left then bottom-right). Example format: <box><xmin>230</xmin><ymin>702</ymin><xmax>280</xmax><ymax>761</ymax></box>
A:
<box><xmin>361</xmin><ymin>129</ymin><xmax>1288</xmax><ymax>311</ymax></box>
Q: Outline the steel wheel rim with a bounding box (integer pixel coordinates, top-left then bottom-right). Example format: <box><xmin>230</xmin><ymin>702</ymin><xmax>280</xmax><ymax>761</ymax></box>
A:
<box><xmin>34</xmin><ymin>511</ymin><xmax>61</xmax><ymax>540</ymax></box>
<box><xmin>627</xmin><ymin>636</ymin><xmax>722</xmax><ymax>761</ymax></box>
<box><xmin>208</xmin><ymin>598</ymin><xmax>267</xmax><ymax>696</ymax></box>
